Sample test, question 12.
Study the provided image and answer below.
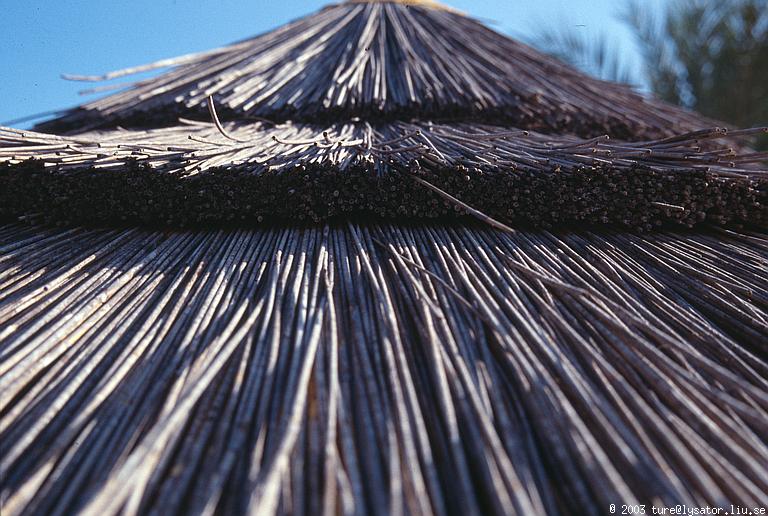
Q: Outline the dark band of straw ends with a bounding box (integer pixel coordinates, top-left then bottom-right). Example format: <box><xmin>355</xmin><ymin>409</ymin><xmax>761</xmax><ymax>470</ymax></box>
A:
<box><xmin>2</xmin><ymin>123</ymin><xmax>766</xmax><ymax>228</ymax></box>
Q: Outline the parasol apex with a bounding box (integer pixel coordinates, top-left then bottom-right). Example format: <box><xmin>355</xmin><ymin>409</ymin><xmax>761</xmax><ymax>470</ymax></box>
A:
<box><xmin>346</xmin><ymin>0</ymin><xmax>463</xmax><ymax>14</ymax></box>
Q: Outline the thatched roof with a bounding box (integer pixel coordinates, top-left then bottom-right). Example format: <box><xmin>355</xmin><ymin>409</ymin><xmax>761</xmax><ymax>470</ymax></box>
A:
<box><xmin>38</xmin><ymin>0</ymin><xmax>712</xmax><ymax>138</ymax></box>
<box><xmin>2</xmin><ymin>223</ymin><xmax>767</xmax><ymax>514</ymax></box>
<box><xmin>1</xmin><ymin>0</ymin><xmax>767</xmax><ymax>514</ymax></box>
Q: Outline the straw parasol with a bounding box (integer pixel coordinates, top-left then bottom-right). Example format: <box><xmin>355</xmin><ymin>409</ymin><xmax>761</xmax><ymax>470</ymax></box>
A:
<box><xmin>1</xmin><ymin>1</ymin><xmax>767</xmax><ymax>514</ymax></box>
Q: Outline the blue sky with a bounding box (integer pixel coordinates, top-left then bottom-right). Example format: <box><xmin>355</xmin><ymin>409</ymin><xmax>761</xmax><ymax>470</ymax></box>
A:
<box><xmin>0</xmin><ymin>0</ymin><xmax>668</xmax><ymax>126</ymax></box>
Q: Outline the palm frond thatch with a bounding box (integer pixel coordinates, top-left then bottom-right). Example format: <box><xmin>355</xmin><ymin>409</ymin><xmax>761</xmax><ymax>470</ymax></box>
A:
<box><xmin>2</xmin><ymin>222</ymin><xmax>767</xmax><ymax>514</ymax></box>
